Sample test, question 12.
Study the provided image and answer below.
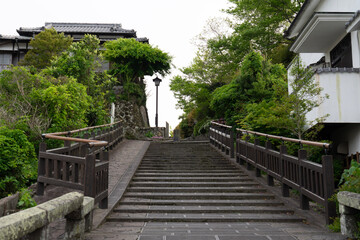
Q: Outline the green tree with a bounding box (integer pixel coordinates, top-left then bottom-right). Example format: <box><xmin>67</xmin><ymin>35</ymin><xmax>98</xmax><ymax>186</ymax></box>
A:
<box><xmin>210</xmin><ymin>51</ymin><xmax>287</xmax><ymax>126</ymax></box>
<box><xmin>103</xmin><ymin>38</ymin><xmax>172</xmax><ymax>82</ymax></box>
<box><xmin>21</xmin><ymin>28</ymin><xmax>72</xmax><ymax>70</ymax></box>
<box><xmin>0</xmin><ymin>67</ymin><xmax>50</xmax><ymax>140</ymax></box>
<box><xmin>31</xmin><ymin>77</ymin><xmax>91</xmax><ymax>133</ymax></box>
<box><xmin>44</xmin><ymin>35</ymin><xmax>113</xmax><ymax>125</ymax></box>
<box><xmin>258</xmin><ymin>57</ymin><xmax>329</xmax><ymax>139</ymax></box>
<box><xmin>103</xmin><ymin>38</ymin><xmax>171</xmax><ymax>105</ymax></box>
<box><xmin>224</xmin><ymin>0</ymin><xmax>304</xmax><ymax>65</ymax></box>
<box><xmin>46</xmin><ymin>34</ymin><xmax>101</xmax><ymax>87</ymax></box>
<box><xmin>0</xmin><ymin>127</ymin><xmax>37</xmax><ymax>198</ymax></box>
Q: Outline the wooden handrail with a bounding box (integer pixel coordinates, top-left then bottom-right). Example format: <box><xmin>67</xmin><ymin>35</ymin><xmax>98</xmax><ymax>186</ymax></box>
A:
<box><xmin>236</xmin><ymin>128</ymin><xmax>330</xmax><ymax>149</ymax></box>
<box><xmin>48</xmin><ymin>121</ymin><xmax>121</xmax><ymax>136</ymax></box>
<box><xmin>211</xmin><ymin>121</ymin><xmax>232</xmax><ymax>129</ymax></box>
<box><xmin>42</xmin><ymin>134</ymin><xmax>108</xmax><ymax>147</ymax></box>
<box><xmin>42</xmin><ymin>121</ymin><xmax>121</xmax><ymax>147</ymax></box>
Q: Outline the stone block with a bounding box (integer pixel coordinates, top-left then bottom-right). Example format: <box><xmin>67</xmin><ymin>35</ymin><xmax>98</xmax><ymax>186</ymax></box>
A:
<box><xmin>66</xmin><ymin>196</ymin><xmax>94</xmax><ymax>220</ymax></box>
<box><xmin>36</xmin><ymin>192</ymin><xmax>83</xmax><ymax>223</ymax></box>
<box><xmin>0</xmin><ymin>206</ymin><xmax>46</xmax><ymax>240</ymax></box>
<box><xmin>0</xmin><ymin>193</ymin><xmax>19</xmax><ymax>217</ymax></box>
<box><xmin>337</xmin><ymin>191</ymin><xmax>360</xmax><ymax>210</ymax></box>
<box><xmin>337</xmin><ymin>191</ymin><xmax>360</xmax><ymax>238</ymax></box>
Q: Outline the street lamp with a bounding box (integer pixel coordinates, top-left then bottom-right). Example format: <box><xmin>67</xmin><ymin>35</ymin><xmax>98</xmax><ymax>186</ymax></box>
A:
<box><xmin>153</xmin><ymin>77</ymin><xmax>162</xmax><ymax>128</ymax></box>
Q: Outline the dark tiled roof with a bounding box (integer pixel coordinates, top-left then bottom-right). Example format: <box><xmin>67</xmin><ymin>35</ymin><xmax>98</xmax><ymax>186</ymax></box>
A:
<box><xmin>17</xmin><ymin>22</ymin><xmax>137</xmax><ymax>37</ymax></box>
<box><xmin>315</xmin><ymin>67</ymin><xmax>360</xmax><ymax>74</ymax></box>
<box><xmin>0</xmin><ymin>35</ymin><xmax>31</xmax><ymax>40</ymax></box>
<box><xmin>345</xmin><ymin>10</ymin><xmax>360</xmax><ymax>28</ymax></box>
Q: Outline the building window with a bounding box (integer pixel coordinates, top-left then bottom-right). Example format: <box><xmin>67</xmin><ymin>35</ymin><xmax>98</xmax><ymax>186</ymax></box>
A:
<box><xmin>330</xmin><ymin>34</ymin><xmax>352</xmax><ymax>68</ymax></box>
<box><xmin>0</xmin><ymin>54</ymin><xmax>12</xmax><ymax>65</ymax></box>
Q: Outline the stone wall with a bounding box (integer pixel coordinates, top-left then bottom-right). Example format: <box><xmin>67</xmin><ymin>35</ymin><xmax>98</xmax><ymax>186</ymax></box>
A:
<box><xmin>115</xmin><ymin>100</ymin><xmax>150</xmax><ymax>138</ymax></box>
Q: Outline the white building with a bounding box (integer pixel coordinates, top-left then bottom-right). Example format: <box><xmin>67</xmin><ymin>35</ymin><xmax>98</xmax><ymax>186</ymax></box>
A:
<box><xmin>285</xmin><ymin>0</ymin><xmax>360</xmax><ymax>155</ymax></box>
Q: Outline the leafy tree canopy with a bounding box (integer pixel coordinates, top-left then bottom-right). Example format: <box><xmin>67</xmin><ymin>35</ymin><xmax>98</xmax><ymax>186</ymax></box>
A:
<box><xmin>103</xmin><ymin>38</ymin><xmax>172</xmax><ymax>82</ymax></box>
<box><xmin>21</xmin><ymin>28</ymin><xmax>72</xmax><ymax>70</ymax></box>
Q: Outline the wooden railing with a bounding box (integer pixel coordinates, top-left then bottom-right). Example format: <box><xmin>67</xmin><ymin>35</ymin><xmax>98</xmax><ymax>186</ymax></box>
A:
<box><xmin>209</xmin><ymin>122</ymin><xmax>234</xmax><ymax>158</ymax></box>
<box><xmin>36</xmin><ymin>122</ymin><xmax>123</xmax><ymax>209</ymax></box>
<box><xmin>209</xmin><ymin>121</ymin><xmax>336</xmax><ymax>224</ymax></box>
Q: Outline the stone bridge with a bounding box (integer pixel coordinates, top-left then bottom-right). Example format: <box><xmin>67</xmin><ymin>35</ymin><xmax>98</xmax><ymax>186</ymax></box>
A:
<box><xmin>0</xmin><ymin>122</ymin><xmax>349</xmax><ymax>239</ymax></box>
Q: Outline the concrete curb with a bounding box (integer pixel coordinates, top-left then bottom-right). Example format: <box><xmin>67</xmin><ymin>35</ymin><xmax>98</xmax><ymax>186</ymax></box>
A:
<box><xmin>91</xmin><ymin>141</ymin><xmax>150</xmax><ymax>229</ymax></box>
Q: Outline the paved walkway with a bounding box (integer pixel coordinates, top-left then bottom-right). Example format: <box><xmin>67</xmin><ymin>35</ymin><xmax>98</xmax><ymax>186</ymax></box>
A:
<box><xmin>84</xmin><ymin>141</ymin><xmax>345</xmax><ymax>240</ymax></box>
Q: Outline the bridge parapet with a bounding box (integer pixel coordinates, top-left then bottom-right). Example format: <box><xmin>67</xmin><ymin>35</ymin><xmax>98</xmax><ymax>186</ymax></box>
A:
<box><xmin>209</xmin><ymin>121</ymin><xmax>336</xmax><ymax>224</ymax></box>
<box><xmin>0</xmin><ymin>192</ymin><xmax>93</xmax><ymax>240</ymax></box>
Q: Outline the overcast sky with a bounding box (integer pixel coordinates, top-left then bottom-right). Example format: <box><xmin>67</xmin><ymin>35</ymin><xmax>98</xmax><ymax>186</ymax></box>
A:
<box><xmin>0</xmin><ymin>0</ymin><xmax>231</xmax><ymax>129</ymax></box>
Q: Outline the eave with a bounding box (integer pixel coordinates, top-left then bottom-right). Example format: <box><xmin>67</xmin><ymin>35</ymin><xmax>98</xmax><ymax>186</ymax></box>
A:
<box><xmin>290</xmin><ymin>12</ymin><xmax>355</xmax><ymax>53</ymax></box>
<box><xmin>346</xmin><ymin>10</ymin><xmax>360</xmax><ymax>32</ymax></box>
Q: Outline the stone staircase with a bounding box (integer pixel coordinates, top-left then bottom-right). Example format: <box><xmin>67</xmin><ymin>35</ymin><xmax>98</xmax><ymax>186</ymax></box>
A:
<box><xmin>107</xmin><ymin>142</ymin><xmax>304</xmax><ymax>223</ymax></box>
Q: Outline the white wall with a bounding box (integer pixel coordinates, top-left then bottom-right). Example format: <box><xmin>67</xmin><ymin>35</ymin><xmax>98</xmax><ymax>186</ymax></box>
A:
<box><xmin>307</xmin><ymin>72</ymin><xmax>360</xmax><ymax>125</ymax></box>
<box><xmin>299</xmin><ymin>53</ymin><xmax>325</xmax><ymax>66</ymax></box>
<box><xmin>316</xmin><ymin>0</ymin><xmax>360</xmax><ymax>12</ymax></box>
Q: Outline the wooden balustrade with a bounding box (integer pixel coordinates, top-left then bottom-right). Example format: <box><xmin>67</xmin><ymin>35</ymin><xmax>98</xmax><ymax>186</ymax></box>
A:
<box><xmin>36</xmin><ymin>122</ymin><xmax>123</xmax><ymax>209</ymax></box>
<box><xmin>209</xmin><ymin>122</ymin><xmax>234</xmax><ymax>158</ymax></box>
<box><xmin>209</xmin><ymin>121</ymin><xmax>336</xmax><ymax>224</ymax></box>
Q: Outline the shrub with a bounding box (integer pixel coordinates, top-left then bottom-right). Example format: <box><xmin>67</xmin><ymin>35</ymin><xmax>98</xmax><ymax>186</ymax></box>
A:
<box><xmin>0</xmin><ymin>127</ymin><xmax>37</xmax><ymax>198</ymax></box>
<box><xmin>17</xmin><ymin>188</ymin><xmax>37</xmax><ymax>209</ymax></box>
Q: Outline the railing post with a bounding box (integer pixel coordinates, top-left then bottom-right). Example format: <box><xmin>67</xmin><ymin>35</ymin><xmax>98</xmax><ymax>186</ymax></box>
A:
<box><xmin>84</xmin><ymin>148</ymin><xmax>96</xmax><ymax>198</ymax></box>
<box><xmin>280</xmin><ymin>144</ymin><xmax>290</xmax><ymax>197</ymax></box>
<box><xmin>323</xmin><ymin>155</ymin><xmax>336</xmax><ymax>224</ymax></box>
<box><xmin>265</xmin><ymin>141</ymin><xmax>274</xmax><ymax>186</ymax></box>
<box><xmin>298</xmin><ymin>149</ymin><xmax>309</xmax><ymax>210</ymax></box>
<box><xmin>230</xmin><ymin>127</ymin><xmax>235</xmax><ymax>158</ymax></box>
<box><xmin>243</xmin><ymin>134</ymin><xmax>250</xmax><ymax>166</ymax></box>
<box><xmin>99</xmin><ymin>148</ymin><xmax>109</xmax><ymax>209</ymax></box>
<box><xmin>36</xmin><ymin>141</ymin><xmax>47</xmax><ymax>196</ymax></box>
<box><xmin>254</xmin><ymin>138</ymin><xmax>261</xmax><ymax>177</ymax></box>
<box><xmin>225</xmin><ymin>127</ymin><xmax>230</xmax><ymax>155</ymax></box>
<box><xmin>236</xmin><ymin>131</ymin><xmax>241</xmax><ymax>164</ymax></box>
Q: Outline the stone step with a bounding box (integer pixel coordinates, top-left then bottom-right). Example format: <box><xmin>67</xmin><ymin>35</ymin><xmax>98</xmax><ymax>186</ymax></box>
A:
<box><xmin>124</xmin><ymin>192</ymin><xmax>275</xmax><ymax>200</ymax></box>
<box><xmin>134</xmin><ymin>173</ymin><xmax>247</xmax><ymax>177</ymax></box>
<box><xmin>113</xmin><ymin>205</ymin><xmax>294</xmax><ymax>214</ymax></box>
<box><xmin>126</xmin><ymin>187</ymin><xmax>267</xmax><ymax>193</ymax></box>
<box><xmin>137</xmin><ymin>167</ymin><xmax>237</xmax><ymax>170</ymax></box>
<box><xmin>129</xmin><ymin>182</ymin><xmax>259</xmax><ymax>188</ymax></box>
<box><xmin>120</xmin><ymin>198</ymin><xmax>285</xmax><ymax>206</ymax></box>
<box><xmin>131</xmin><ymin>177</ymin><xmax>253</xmax><ymax>182</ymax></box>
<box><xmin>135</xmin><ymin>170</ymin><xmax>241</xmax><ymax>173</ymax></box>
<box><xmin>107</xmin><ymin>213</ymin><xmax>304</xmax><ymax>223</ymax></box>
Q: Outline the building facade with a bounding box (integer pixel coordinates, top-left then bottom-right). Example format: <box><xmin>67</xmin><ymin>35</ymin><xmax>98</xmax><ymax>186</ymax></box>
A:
<box><xmin>0</xmin><ymin>22</ymin><xmax>148</xmax><ymax>72</ymax></box>
<box><xmin>285</xmin><ymin>0</ymin><xmax>360</xmax><ymax>155</ymax></box>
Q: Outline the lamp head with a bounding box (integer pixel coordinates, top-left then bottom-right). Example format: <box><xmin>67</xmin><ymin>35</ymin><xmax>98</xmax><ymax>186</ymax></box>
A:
<box><xmin>153</xmin><ymin>77</ymin><xmax>162</xmax><ymax>86</ymax></box>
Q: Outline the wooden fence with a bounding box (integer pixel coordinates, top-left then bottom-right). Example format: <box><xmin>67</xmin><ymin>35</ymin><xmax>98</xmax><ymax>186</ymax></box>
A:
<box><xmin>36</xmin><ymin>122</ymin><xmax>123</xmax><ymax>209</ymax></box>
<box><xmin>209</xmin><ymin>121</ymin><xmax>336</xmax><ymax>224</ymax></box>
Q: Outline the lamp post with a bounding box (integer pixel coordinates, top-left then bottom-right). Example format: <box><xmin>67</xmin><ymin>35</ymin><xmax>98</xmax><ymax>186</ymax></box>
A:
<box><xmin>153</xmin><ymin>77</ymin><xmax>162</xmax><ymax>128</ymax></box>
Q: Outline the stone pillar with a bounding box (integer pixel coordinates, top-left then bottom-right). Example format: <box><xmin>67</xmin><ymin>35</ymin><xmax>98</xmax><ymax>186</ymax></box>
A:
<box><xmin>338</xmin><ymin>191</ymin><xmax>360</xmax><ymax>238</ymax></box>
<box><xmin>173</xmin><ymin>129</ymin><xmax>180</xmax><ymax>141</ymax></box>
<box><xmin>165</xmin><ymin>122</ymin><xmax>169</xmax><ymax>138</ymax></box>
<box><xmin>64</xmin><ymin>197</ymin><xmax>94</xmax><ymax>240</ymax></box>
